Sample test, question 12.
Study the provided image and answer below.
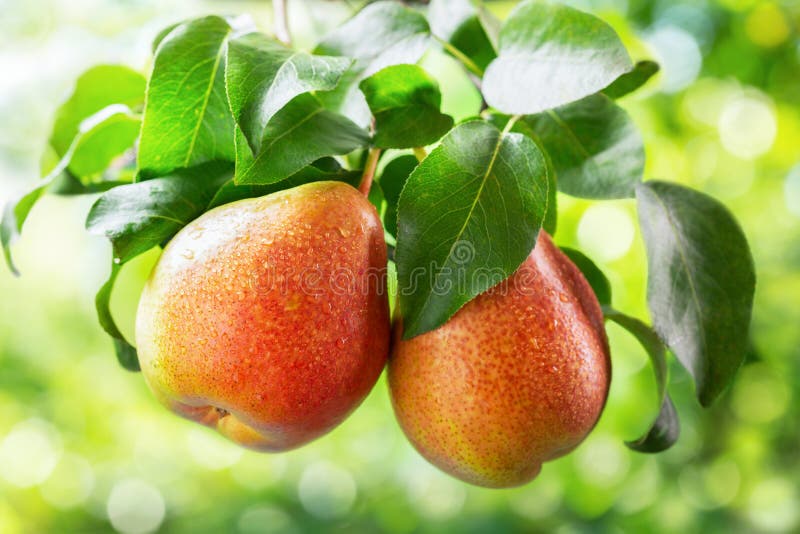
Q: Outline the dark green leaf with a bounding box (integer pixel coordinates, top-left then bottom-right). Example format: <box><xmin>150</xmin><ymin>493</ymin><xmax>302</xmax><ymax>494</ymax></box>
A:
<box><xmin>429</xmin><ymin>0</ymin><xmax>499</xmax><ymax>72</ymax></box>
<box><xmin>486</xmin><ymin>113</ymin><xmax>559</xmax><ymax>234</ymax></box>
<box><xmin>636</xmin><ymin>180</ymin><xmax>756</xmax><ymax>406</ymax></box>
<box><xmin>605</xmin><ymin>310</ymin><xmax>680</xmax><ymax>452</ymax></box>
<box><xmin>561</xmin><ymin>247</ymin><xmax>612</xmax><ymax>305</ymax></box>
<box><xmin>519</xmin><ymin>93</ymin><xmax>644</xmax><ymax>199</ymax></box>
<box><xmin>86</xmin><ymin>162</ymin><xmax>233</xmax><ymax>264</ymax></box>
<box><xmin>233</xmin><ymin>93</ymin><xmax>369</xmax><ymax>185</ymax></box>
<box><xmin>482</xmin><ymin>0</ymin><xmax>632</xmax><ymax>114</ymax></box>
<box><xmin>138</xmin><ymin>16</ymin><xmax>235</xmax><ymax>179</ymax></box>
<box><xmin>359</xmin><ymin>65</ymin><xmax>454</xmax><ymax>149</ymax></box>
<box><xmin>95</xmin><ymin>263</ymin><xmax>140</xmax><ymax>371</ymax></box>
<box><xmin>314</xmin><ymin>1</ymin><xmax>431</xmax><ymax>127</ymax></box>
<box><xmin>208</xmin><ymin>158</ymin><xmax>360</xmax><ymax>209</ymax></box>
<box><xmin>396</xmin><ymin>120</ymin><xmax>549</xmax><ymax>338</ymax></box>
<box><xmin>377</xmin><ymin>154</ymin><xmax>418</xmax><ymax>236</ymax></box>
<box><xmin>50</xmin><ymin>65</ymin><xmax>145</xmax><ymax>157</ymax></box>
<box><xmin>604</xmin><ymin>60</ymin><xmax>660</xmax><ymax>99</ymax></box>
<box><xmin>2</xmin><ymin>106</ymin><xmax>141</xmax><ymax>274</ymax></box>
<box><xmin>226</xmin><ymin>32</ymin><xmax>352</xmax><ymax>154</ymax></box>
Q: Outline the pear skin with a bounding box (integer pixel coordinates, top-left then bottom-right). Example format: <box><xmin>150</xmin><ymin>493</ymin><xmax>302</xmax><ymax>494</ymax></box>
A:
<box><xmin>388</xmin><ymin>231</ymin><xmax>610</xmax><ymax>487</ymax></box>
<box><xmin>136</xmin><ymin>181</ymin><xmax>390</xmax><ymax>451</ymax></box>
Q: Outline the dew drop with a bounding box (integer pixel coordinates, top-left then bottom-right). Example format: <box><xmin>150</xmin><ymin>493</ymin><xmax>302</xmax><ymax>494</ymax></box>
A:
<box><xmin>181</xmin><ymin>249</ymin><xmax>195</xmax><ymax>260</ymax></box>
<box><xmin>337</xmin><ymin>227</ymin><xmax>350</xmax><ymax>238</ymax></box>
<box><xmin>188</xmin><ymin>226</ymin><xmax>204</xmax><ymax>240</ymax></box>
<box><xmin>559</xmin><ymin>293</ymin><xmax>569</xmax><ymax>303</ymax></box>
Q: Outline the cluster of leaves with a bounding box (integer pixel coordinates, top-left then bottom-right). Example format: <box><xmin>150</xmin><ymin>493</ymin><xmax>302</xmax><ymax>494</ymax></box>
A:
<box><xmin>0</xmin><ymin>0</ymin><xmax>755</xmax><ymax>454</ymax></box>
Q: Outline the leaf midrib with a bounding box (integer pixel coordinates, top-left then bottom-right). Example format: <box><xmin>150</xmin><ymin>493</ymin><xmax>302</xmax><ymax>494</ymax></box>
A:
<box><xmin>183</xmin><ymin>27</ymin><xmax>231</xmax><ymax>167</ymax></box>
<box><xmin>407</xmin><ymin>122</ymin><xmax>512</xmax><ymax>334</ymax></box>
<box><xmin>649</xmin><ymin>186</ymin><xmax>709</xmax><ymax>377</ymax></box>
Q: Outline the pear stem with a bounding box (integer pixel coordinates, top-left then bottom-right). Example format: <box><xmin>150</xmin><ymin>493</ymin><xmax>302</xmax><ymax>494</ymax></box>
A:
<box><xmin>273</xmin><ymin>0</ymin><xmax>291</xmax><ymax>45</ymax></box>
<box><xmin>413</xmin><ymin>147</ymin><xmax>427</xmax><ymax>162</ymax></box>
<box><xmin>435</xmin><ymin>36</ymin><xmax>484</xmax><ymax>78</ymax></box>
<box><xmin>359</xmin><ymin>147</ymin><xmax>381</xmax><ymax>197</ymax></box>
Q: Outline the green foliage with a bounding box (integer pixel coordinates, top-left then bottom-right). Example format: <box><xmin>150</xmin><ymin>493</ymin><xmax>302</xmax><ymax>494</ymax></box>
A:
<box><xmin>482</xmin><ymin>0</ymin><xmax>633</xmax><ymax>114</ymax></box>
<box><xmin>226</xmin><ymin>32</ymin><xmax>352</xmax><ymax>154</ymax></box>
<box><xmin>377</xmin><ymin>154</ymin><xmax>418</xmax><ymax>237</ymax></box>
<box><xmin>233</xmin><ymin>93</ymin><xmax>369</xmax><ymax>185</ymax></box>
<box><xmin>86</xmin><ymin>162</ymin><xmax>233</xmax><ymax>264</ymax></box>
<box><xmin>604</xmin><ymin>60</ymin><xmax>660</xmax><ymax>99</ymax></box>
<box><xmin>1</xmin><ymin>0</ymin><xmax>760</xmax><ymax>464</ymax></box>
<box><xmin>359</xmin><ymin>65</ymin><xmax>453</xmax><ymax>148</ymax></box>
<box><xmin>636</xmin><ymin>181</ymin><xmax>756</xmax><ymax>406</ymax></box>
<box><xmin>314</xmin><ymin>1</ymin><xmax>431</xmax><ymax>126</ymax></box>
<box><xmin>49</xmin><ymin>65</ymin><xmax>145</xmax><ymax>157</ymax></box>
<box><xmin>95</xmin><ymin>263</ymin><xmax>140</xmax><ymax>370</ymax></box>
<box><xmin>428</xmin><ymin>0</ymin><xmax>499</xmax><ymax>72</ymax></box>
<box><xmin>137</xmin><ymin>16</ymin><xmax>235</xmax><ymax>179</ymax></box>
<box><xmin>605</xmin><ymin>310</ymin><xmax>680</xmax><ymax>452</ymax></box>
<box><xmin>519</xmin><ymin>93</ymin><xmax>645</xmax><ymax>199</ymax></box>
<box><xmin>560</xmin><ymin>247</ymin><xmax>612</xmax><ymax>306</ymax></box>
<box><xmin>209</xmin><ymin>158</ymin><xmax>360</xmax><ymax>209</ymax></box>
<box><xmin>395</xmin><ymin>120</ymin><xmax>549</xmax><ymax>338</ymax></box>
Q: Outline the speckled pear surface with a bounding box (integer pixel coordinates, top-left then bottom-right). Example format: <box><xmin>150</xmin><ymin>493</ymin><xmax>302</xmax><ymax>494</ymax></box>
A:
<box><xmin>388</xmin><ymin>231</ymin><xmax>610</xmax><ymax>488</ymax></box>
<box><xmin>136</xmin><ymin>181</ymin><xmax>390</xmax><ymax>451</ymax></box>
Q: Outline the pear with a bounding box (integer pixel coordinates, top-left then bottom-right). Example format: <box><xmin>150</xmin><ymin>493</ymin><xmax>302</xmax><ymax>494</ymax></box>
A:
<box><xmin>388</xmin><ymin>231</ymin><xmax>610</xmax><ymax>487</ymax></box>
<box><xmin>136</xmin><ymin>181</ymin><xmax>390</xmax><ymax>451</ymax></box>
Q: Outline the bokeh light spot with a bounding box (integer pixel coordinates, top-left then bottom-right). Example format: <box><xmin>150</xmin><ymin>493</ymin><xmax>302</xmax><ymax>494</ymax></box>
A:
<box><xmin>575</xmin><ymin>435</ymin><xmax>630</xmax><ymax>487</ymax></box>
<box><xmin>718</xmin><ymin>94</ymin><xmax>777</xmax><ymax>159</ymax></box>
<box><xmin>0</xmin><ymin>418</ymin><xmax>62</xmax><ymax>488</ymax></box>
<box><xmin>237</xmin><ymin>505</ymin><xmax>295</xmax><ymax>534</ymax></box>
<box><xmin>106</xmin><ymin>479</ymin><xmax>166</xmax><ymax>534</ymax></box>
<box><xmin>731</xmin><ymin>363</ymin><xmax>790</xmax><ymax>424</ymax></box>
<box><xmin>186</xmin><ymin>428</ymin><xmax>243</xmax><ymax>470</ymax></box>
<box><xmin>40</xmin><ymin>453</ymin><xmax>95</xmax><ymax>509</ymax></box>
<box><xmin>230</xmin><ymin>453</ymin><xmax>287</xmax><ymax>491</ymax></box>
<box><xmin>645</xmin><ymin>26</ymin><xmax>702</xmax><ymax>93</ymax></box>
<box><xmin>298</xmin><ymin>461</ymin><xmax>357</xmax><ymax>519</ymax></box>
<box><xmin>748</xmin><ymin>478</ymin><xmax>799</xmax><ymax>532</ymax></box>
<box><xmin>703</xmin><ymin>457</ymin><xmax>741</xmax><ymax>507</ymax></box>
<box><xmin>745</xmin><ymin>3</ymin><xmax>790</xmax><ymax>48</ymax></box>
<box><xmin>576</xmin><ymin>205</ymin><xmax>634</xmax><ymax>262</ymax></box>
<box><xmin>784</xmin><ymin>164</ymin><xmax>800</xmax><ymax>217</ymax></box>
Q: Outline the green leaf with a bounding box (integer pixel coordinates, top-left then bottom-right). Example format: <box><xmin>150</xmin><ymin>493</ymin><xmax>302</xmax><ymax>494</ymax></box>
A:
<box><xmin>396</xmin><ymin>119</ymin><xmax>549</xmax><ymax>338</ymax></box>
<box><xmin>605</xmin><ymin>309</ymin><xmax>680</xmax><ymax>453</ymax></box>
<box><xmin>314</xmin><ymin>1</ymin><xmax>431</xmax><ymax>127</ymax></box>
<box><xmin>561</xmin><ymin>247</ymin><xmax>612</xmax><ymax>306</ymax></box>
<box><xmin>226</xmin><ymin>32</ymin><xmax>352</xmax><ymax>154</ymax></box>
<box><xmin>636</xmin><ymin>181</ymin><xmax>756</xmax><ymax>406</ymax></box>
<box><xmin>487</xmin><ymin>114</ymin><xmax>559</xmax><ymax>234</ymax></box>
<box><xmin>233</xmin><ymin>93</ymin><xmax>369</xmax><ymax>185</ymax></box>
<box><xmin>86</xmin><ymin>162</ymin><xmax>233</xmax><ymax>265</ymax></box>
<box><xmin>604</xmin><ymin>60</ymin><xmax>660</xmax><ymax>99</ymax></box>
<box><xmin>50</xmin><ymin>65</ymin><xmax>145</xmax><ymax>157</ymax></box>
<box><xmin>359</xmin><ymin>65</ymin><xmax>454</xmax><ymax>149</ymax></box>
<box><xmin>95</xmin><ymin>263</ymin><xmax>140</xmax><ymax>371</ymax></box>
<box><xmin>208</xmin><ymin>158</ymin><xmax>360</xmax><ymax>209</ymax></box>
<box><xmin>67</xmin><ymin>105</ymin><xmax>141</xmax><ymax>179</ymax></box>
<box><xmin>429</xmin><ymin>0</ymin><xmax>499</xmax><ymax>72</ymax></box>
<box><xmin>2</xmin><ymin>106</ymin><xmax>141</xmax><ymax>274</ymax></box>
<box><xmin>377</xmin><ymin>154</ymin><xmax>418</xmax><ymax>237</ymax></box>
<box><xmin>138</xmin><ymin>16</ymin><xmax>235</xmax><ymax>179</ymax></box>
<box><xmin>482</xmin><ymin>0</ymin><xmax>632</xmax><ymax>114</ymax></box>
<box><xmin>519</xmin><ymin>93</ymin><xmax>644</xmax><ymax>199</ymax></box>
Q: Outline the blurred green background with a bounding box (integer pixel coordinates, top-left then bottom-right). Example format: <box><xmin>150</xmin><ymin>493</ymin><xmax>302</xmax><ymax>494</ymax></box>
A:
<box><xmin>1</xmin><ymin>0</ymin><xmax>799</xmax><ymax>532</ymax></box>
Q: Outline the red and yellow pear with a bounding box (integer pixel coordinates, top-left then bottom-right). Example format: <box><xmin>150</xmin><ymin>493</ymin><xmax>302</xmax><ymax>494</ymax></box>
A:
<box><xmin>388</xmin><ymin>231</ymin><xmax>611</xmax><ymax>488</ymax></box>
<box><xmin>136</xmin><ymin>181</ymin><xmax>390</xmax><ymax>451</ymax></box>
